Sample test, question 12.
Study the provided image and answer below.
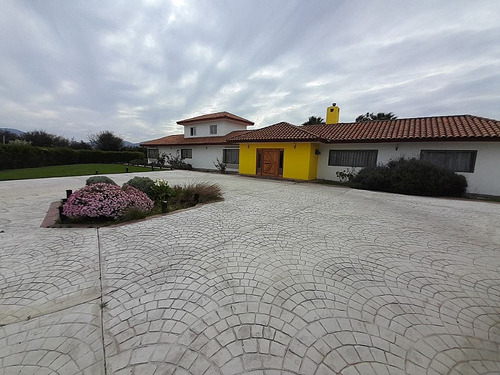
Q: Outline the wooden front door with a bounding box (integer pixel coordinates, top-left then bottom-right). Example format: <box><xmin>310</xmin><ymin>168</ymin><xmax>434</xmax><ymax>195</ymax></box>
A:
<box><xmin>257</xmin><ymin>149</ymin><xmax>282</xmax><ymax>177</ymax></box>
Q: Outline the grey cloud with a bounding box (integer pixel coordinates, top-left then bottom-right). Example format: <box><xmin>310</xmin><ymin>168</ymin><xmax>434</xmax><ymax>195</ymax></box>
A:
<box><xmin>0</xmin><ymin>0</ymin><xmax>499</xmax><ymax>142</ymax></box>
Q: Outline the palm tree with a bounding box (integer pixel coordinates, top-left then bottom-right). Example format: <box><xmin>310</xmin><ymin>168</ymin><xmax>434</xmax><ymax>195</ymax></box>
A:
<box><xmin>302</xmin><ymin>116</ymin><xmax>325</xmax><ymax>125</ymax></box>
<box><xmin>355</xmin><ymin>112</ymin><xmax>398</xmax><ymax>122</ymax></box>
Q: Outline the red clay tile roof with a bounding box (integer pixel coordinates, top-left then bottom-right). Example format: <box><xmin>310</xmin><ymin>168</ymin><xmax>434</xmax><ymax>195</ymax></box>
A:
<box><xmin>142</xmin><ymin>115</ymin><xmax>500</xmax><ymax>147</ymax></box>
<box><xmin>228</xmin><ymin>122</ymin><xmax>321</xmax><ymax>142</ymax></box>
<box><xmin>140</xmin><ymin>130</ymin><xmax>250</xmax><ymax>147</ymax></box>
<box><xmin>230</xmin><ymin>115</ymin><xmax>500</xmax><ymax>143</ymax></box>
<box><xmin>304</xmin><ymin>115</ymin><xmax>500</xmax><ymax>143</ymax></box>
<box><xmin>177</xmin><ymin>111</ymin><xmax>254</xmax><ymax>126</ymax></box>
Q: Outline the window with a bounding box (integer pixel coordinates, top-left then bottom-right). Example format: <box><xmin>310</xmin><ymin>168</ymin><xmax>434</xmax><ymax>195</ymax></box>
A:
<box><xmin>223</xmin><ymin>149</ymin><xmax>239</xmax><ymax>164</ymax></box>
<box><xmin>420</xmin><ymin>150</ymin><xmax>477</xmax><ymax>173</ymax></box>
<box><xmin>147</xmin><ymin>148</ymin><xmax>159</xmax><ymax>159</ymax></box>
<box><xmin>181</xmin><ymin>149</ymin><xmax>192</xmax><ymax>159</ymax></box>
<box><xmin>190</xmin><ymin>127</ymin><xmax>196</xmax><ymax>136</ymax></box>
<box><xmin>328</xmin><ymin>150</ymin><xmax>378</xmax><ymax>167</ymax></box>
<box><xmin>210</xmin><ymin>125</ymin><xmax>217</xmax><ymax>135</ymax></box>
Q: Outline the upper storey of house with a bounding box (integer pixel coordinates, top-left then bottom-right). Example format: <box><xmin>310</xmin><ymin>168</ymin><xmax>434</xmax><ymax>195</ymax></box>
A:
<box><xmin>177</xmin><ymin>111</ymin><xmax>254</xmax><ymax>138</ymax></box>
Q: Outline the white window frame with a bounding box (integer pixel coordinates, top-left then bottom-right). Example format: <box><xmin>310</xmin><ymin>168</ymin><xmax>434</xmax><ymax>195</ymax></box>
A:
<box><xmin>209</xmin><ymin>125</ymin><xmax>217</xmax><ymax>135</ymax></box>
<box><xmin>147</xmin><ymin>148</ymin><xmax>159</xmax><ymax>159</ymax></box>
<box><xmin>420</xmin><ymin>150</ymin><xmax>477</xmax><ymax>173</ymax></box>
<box><xmin>190</xmin><ymin>127</ymin><xmax>196</xmax><ymax>136</ymax></box>
<box><xmin>223</xmin><ymin>148</ymin><xmax>239</xmax><ymax>164</ymax></box>
<box><xmin>181</xmin><ymin>149</ymin><xmax>192</xmax><ymax>159</ymax></box>
<box><xmin>328</xmin><ymin>150</ymin><xmax>378</xmax><ymax>167</ymax></box>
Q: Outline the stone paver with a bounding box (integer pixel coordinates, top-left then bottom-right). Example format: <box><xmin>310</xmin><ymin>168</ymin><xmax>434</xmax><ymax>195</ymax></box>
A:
<box><xmin>1</xmin><ymin>170</ymin><xmax>500</xmax><ymax>374</ymax></box>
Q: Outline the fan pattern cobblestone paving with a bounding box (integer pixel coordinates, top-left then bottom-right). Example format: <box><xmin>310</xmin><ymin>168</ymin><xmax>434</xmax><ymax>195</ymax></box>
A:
<box><xmin>1</xmin><ymin>171</ymin><xmax>499</xmax><ymax>374</ymax></box>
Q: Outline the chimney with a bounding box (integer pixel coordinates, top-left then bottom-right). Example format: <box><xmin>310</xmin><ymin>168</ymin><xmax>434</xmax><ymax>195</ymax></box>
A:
<box><xmin>326</xmin><ymin>103</ymin><xmax>340</xmax><ymax>124</ymax></box>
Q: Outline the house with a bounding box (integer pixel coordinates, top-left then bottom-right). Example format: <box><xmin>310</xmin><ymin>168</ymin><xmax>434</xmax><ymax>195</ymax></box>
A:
<box><xmin>141</xmin><ymin>112</ymin><xmax>253</xmax><ymax>171</ymax></box>
<box><xmin>230</xmin><ymin>104</ymin><xmax>500</xmax><ymax>196</ymax></box>
<box><xmin>142</xmin><ymin>105</ymin><xmax>500</xmax><ymax>196</ymax></box>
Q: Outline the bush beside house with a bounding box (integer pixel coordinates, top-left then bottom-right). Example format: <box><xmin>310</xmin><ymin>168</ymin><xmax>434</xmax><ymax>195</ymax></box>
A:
<box><xmin>350</xmin><ymin>157</ymin><xmax>468</xmax><ymax>197</ymax></box>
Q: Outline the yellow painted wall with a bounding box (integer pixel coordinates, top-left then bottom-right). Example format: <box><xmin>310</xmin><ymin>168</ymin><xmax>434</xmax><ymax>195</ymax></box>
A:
<box><xmin>239</xmin><ymin>142</ymin><xmax>319</xmax><ymax>180</ymax></box>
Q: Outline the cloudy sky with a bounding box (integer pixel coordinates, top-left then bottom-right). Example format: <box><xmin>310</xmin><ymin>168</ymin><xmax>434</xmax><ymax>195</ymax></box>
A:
<box><xmin>1</xmin><ymin>1</ymin><xmax>499</xmax><ymax>143</ymax></box>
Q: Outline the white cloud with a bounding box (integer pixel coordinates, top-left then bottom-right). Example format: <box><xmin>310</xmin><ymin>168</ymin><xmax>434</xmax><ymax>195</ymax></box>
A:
<box><xmin>0</xmin><ymin>0</ymin><xmax>499</xmax><ymax>142</ymax></box>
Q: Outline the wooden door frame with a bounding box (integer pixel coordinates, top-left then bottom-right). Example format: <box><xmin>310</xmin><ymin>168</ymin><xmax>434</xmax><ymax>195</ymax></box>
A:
<box><xmin>256</xmin><ymin>148</ymin><xmax>284</xmax><ymax>177</ymax></box>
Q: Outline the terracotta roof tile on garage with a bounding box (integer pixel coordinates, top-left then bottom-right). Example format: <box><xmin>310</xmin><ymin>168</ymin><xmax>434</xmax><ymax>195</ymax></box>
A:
<box><xmin>177</xmin><ymin>111</ymin><xmax>254</xmax><ymax>126</ymax></box>
<box><xmin>228</xmin><ymin>122</ymin><xmax>321</xmax><ymax>142</ymax></box>
<box><xmin>141</xmin><ymin>130</ymin><xmax>250</xmax><ymax>147</ymax></box>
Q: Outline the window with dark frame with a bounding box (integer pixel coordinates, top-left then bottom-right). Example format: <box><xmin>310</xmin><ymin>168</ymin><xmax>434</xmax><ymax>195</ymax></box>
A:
<box><xmin>223</xmin><ymin>149</ymin><xmax>239</xmax><ymax>164</ymax></box>
<box><xmin>147</xmin><ymin>148</ymin><xmax>159</xmax><ymax>159</ymax></box>
<box><xmin>210</xmin><ymin>125</ymin><xmax>217</xmax><ymax>135</ymax></box>
<box><xmin>420</xmin><ymin>150</ymin><xmax>477</xmax><ymax>173</ymax></box>
<box><xmin>328</xmin><ymin>150</ymin><xmax>378</xmax><ymax>167</ymax></box>
<box><xmin>190</xmin><ymin>127</ymin><xmax>196</xmax><ymax>136</ymax></box>
<box><xmin>181</xmin><ymin>149</ymin><xmax>192</xmax><ymax>159</ymax></box>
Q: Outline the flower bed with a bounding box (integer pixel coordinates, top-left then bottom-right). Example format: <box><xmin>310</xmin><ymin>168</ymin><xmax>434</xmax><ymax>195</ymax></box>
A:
<box><xmin>63</xmin><ymin>183</ymin><xmax>153</xmax><ymax>220</ymax></box>
<box><xmin>56</xmin><ymin>178</ymin><xmax>223</xmax><ymax>226</ymax></box>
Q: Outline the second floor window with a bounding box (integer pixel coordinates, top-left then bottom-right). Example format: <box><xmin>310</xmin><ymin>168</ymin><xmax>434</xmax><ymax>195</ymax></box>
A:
<box><xmin>190</xmin><ymin>127</ymin><xmax>196</xmax><ymax>136</ymax></box>
<box><xmin>210</xmin><ymin>125</ymin><xmax>217</xmax><ymax>135</ymax></box>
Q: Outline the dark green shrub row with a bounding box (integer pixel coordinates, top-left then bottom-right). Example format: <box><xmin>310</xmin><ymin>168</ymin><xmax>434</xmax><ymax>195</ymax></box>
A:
<box><xmin>0</xmin><ymin>144</ymin><xmax>144</xmax><ymax>170</ymax></box>
<box><xmin>350</xmin><ymin>157</ymin><xmax>467</xmax><ymax>197</ymax></box>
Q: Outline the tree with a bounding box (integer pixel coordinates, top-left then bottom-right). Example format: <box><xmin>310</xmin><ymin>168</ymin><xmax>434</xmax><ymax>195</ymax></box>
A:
<box><xmin>69</xmin><ymin>139</ymin><xmax>92</xmax><ymax>150</ymax></box>
<box><xmin>88</xmin><ymin>130</ymin><xmax>124</xmax><ymax>151</ymax></box>
<box><xmin>355</xmin><ymin>112</ymin><xmax>398</xmax><ymax>122</ymax></box>
<box><xmin>22</xmin><ymin>130</ymin><xmax>70</xmax><ymax>147</ymax></box>
<box><xmin>302</xmin><ymin>116</ymin><xmax>325</xmax><ymax>125</ymax></box>
<box><xmin>0</xmin><ymin>130</ymin><xmax>20</xmax><ymax>144</ymax></box>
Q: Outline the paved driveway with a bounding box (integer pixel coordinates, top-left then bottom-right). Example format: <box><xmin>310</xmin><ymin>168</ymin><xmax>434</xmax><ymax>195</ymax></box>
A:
<box><xmin>1</xmin><ymin>171</ymin><xmax>499</xmax><ymax>374</ymax></box>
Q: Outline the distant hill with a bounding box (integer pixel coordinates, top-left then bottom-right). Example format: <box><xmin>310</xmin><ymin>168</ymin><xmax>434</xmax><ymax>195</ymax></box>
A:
<box><xmin>0</xmin><ymin>128</ymin><xmax>25</xmax><ymax>136</ymax></box>
<box><xmin>123</xmin><ymin>140</ymin><xmax>140</xmax><ymax>147</ymax></box>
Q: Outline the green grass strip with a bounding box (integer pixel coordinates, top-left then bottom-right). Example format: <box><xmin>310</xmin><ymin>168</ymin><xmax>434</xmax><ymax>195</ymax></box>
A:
<box><xmin>0</xmin><ymin>164</ymin><xmax>155</xmax><ymax>181</ymax></box>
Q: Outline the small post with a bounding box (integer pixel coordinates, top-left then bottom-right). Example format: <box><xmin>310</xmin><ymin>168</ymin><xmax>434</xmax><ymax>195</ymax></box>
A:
<box><xmin>151</xmin><ymin>165</ymin><xmax>154</xmax><ymax>171</ymax></box>
<box><xmin>95</xmin><ymin>170</ymin><xmax>98</xmax><ymax>175</ymax></box>
<box><xmin>161</xmin><ymin>201</ymin><xmax>168</xmax><ymax>213</ymax></box>
<box><xmin>126</xmin><ymin>167</ymin><xmax>129</xmax><ymax>173</ymax></box>
<box><xmin>58</xmin><ymin>206</ymin><xmax>67</xmax><ymax>223</ymax></box>
<box><xmin>66</xmin><ymin>189</ymin><xmax>72</xmax><ymax>198</ymax></box>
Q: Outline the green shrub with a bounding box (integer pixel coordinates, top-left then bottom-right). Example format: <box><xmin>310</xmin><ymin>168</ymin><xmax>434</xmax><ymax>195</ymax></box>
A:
<box><xmin>151</xmin><ymin>179</ymin><xmax>172</xmax><ymax>202</ymax></box>
<box><xmin>124</xmin><ymin>177</ymin><xmax>155</xmax><ymax>199</ymax></box>
<box><xmin>129</xmin><ymin>158</ymin><xmax>147</xmax><ymax>166</ymax></box>
<box><xmin>86</xmin><ymin>176</ymin><xmax>117</xmax><ymax>186</ymax></box>
<box><xmin>0</xmin><ymin>144</ymin><xmax>144</xmax><ymax>170</ymax></box>
<box><xmin>350</xmin><ymin>157</ymin><xmax>467</xmax><ymax>197</ymax></box>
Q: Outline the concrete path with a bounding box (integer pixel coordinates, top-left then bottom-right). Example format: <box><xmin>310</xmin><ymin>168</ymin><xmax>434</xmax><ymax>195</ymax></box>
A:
<box><xmin>1</xmin><ymin>171</ymin><xmax>499</xmax><ymax>374</ymax></box>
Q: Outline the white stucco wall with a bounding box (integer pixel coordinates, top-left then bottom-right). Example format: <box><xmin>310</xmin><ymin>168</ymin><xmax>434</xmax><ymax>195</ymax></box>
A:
<box><xmin>183</xmin><ymin>120</ymin><xmax>248</xmax><ymax>138</ymax></box>
<box><xmin>157</xmin><ymin>145</ymin><xmax>240</xmax><ymax>171</ymax></box>
<box><xmin>317</xmin><ymin>142</ymin><xmax>500</xmax><ymax>196</ymax></box>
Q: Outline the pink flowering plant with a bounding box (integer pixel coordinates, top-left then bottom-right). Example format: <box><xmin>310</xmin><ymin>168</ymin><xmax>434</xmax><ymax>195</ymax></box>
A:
<box><xmin>63</xmin><ymin>183</ymin><xmax>153</xmax><ymax>221</ymax></box>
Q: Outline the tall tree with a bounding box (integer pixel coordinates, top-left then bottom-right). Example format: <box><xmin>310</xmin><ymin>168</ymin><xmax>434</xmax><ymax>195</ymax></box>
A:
<box><xmin>22</xmin><ymin>130</ymin><xmax>70</xmax><ymax>147</ymax></box>
<box><xmin>88</xmin><ymin>130</ymin><xmax>124</xmax><ymax>151</ymax></box>
<box><xmin>302</xmin><ymin>116</ymin><xmax>325</xmax><ymax>125</ymax></box>
<box><xmin>355</xmin><ymin>112</ymin><xmax>398</xmax><ymax>122</ymax></box>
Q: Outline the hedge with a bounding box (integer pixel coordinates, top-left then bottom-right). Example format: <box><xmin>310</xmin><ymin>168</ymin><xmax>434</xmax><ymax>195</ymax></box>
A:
<box><xmin>0</xmin><ymin>144</ymin><xmax>145</xmax><ymax>170</ymax></box>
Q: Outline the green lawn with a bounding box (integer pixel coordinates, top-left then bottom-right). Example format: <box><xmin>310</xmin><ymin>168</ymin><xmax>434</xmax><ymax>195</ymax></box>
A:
<box><xmin>0</xmin><ymin>164</ymin><xmax>155</xmax><ymax>181</ymax></box>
